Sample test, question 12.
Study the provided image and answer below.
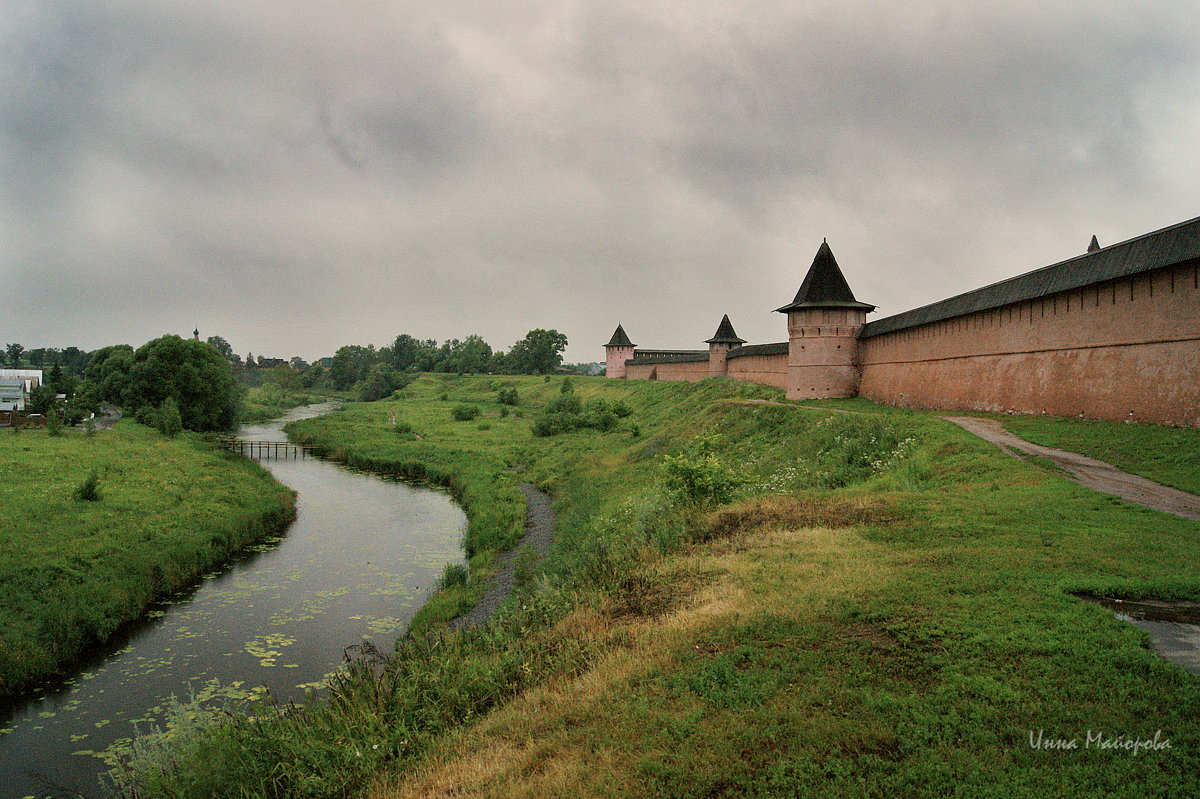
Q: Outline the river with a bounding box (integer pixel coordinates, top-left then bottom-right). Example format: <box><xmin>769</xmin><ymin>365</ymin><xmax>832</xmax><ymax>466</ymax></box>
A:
<box><xmin>0</xmin><ymin>404</ymin><xmax>466</xmax><ymax>798</ymax></box>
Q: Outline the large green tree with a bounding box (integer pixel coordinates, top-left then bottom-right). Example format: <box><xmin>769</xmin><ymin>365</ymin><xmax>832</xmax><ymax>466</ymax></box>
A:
<box><xmin>329</xmin><ymin>344</ymin><xmax>378</xmax><ymax>389</ymax></box>
<box><xmin>124</xmin><ymin>335</ymin><xmax>240</xmax><ymax>431</ymax></box>
<box><xmin>447</xmin><ymin>335</ymin><xmax>493</xmax><ymax>374</ymax></box>
<box><xmin>508</xmin><ymin>329</ymin><xmax>568</xmax><ymax>374</ymax></box>
<box><xmin>85</xmin><ymin>345</ymin><xmax>135</xmax><ymax>404</ymax></box>
<box><xmin>205</xmin><ymin>335</ymin><xmax>242</xmax><ymax>366</ymax></box>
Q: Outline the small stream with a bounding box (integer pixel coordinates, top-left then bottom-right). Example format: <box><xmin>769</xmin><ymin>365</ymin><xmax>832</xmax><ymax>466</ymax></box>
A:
<box><xmin>0</xmin><ymin>404</ymin><xmax>466</xmax><ymax>798</ymax></box>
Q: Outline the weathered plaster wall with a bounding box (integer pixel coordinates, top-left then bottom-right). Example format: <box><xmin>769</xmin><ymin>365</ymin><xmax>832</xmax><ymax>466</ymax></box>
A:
<box><xmin>859</xmin><ymin>263</ymin><xmax>1200</xmax><ymax>426</ymax></box>
<box><xmin>726</xmin><ymin>353</ymin><xmax>788</xmax><ymax>389</ymax></box>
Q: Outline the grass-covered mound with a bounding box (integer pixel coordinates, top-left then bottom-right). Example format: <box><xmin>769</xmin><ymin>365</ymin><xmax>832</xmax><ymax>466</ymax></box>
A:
<box><xmin>107</xmin><ymin>376</ymin><xmax>1200</xmax><ymax>799</ymax></box>
<box><xmin>0</xmin><ymin>421</ymin><xmax>295</xmax><ymax>696</ymax></box>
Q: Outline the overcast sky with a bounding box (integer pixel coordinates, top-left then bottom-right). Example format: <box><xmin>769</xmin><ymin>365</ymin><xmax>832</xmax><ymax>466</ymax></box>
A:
<box><xmin>3</xmin><ymin>1</ymin><xmax>1198</xmax><ymax>363</ymax></box>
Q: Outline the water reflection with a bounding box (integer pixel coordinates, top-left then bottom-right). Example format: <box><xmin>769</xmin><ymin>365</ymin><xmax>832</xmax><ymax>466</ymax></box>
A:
<box><xmin>1085</xmin><ymin>596</ymin><xmax>1200</xmax><ymax>675</ymax></box>
<box><xmin>0</xmin><ymin>404</ymin><xmax>466</xmax><ymax>798</ymax></box>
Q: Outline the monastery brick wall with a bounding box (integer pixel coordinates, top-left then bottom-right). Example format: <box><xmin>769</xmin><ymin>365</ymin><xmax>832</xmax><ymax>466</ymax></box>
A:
<box><xmin>725</xmin><ymin>351</ymin><xmax>789</xmax><ymax>389</ymax></box>
<box><xmin>624</xmin><ymin>359</ymin><xmax>711</xmax><ymax>382</ymax></box>
<box><xmin>858</xmin><ymin>262</ymin><xmax>1200</xmax><ymax>426</ymax></box>
<box><xmin>608</xmin><ymin>217</ymin><xmax>1200</xmax><ymax>427</ymax></box>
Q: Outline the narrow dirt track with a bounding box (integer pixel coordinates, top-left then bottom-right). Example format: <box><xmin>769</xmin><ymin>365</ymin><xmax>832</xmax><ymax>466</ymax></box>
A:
<box><xmin>942</xmin><ymin>416</ymin><xmax>1200</xmax><ymax>522</ymax></box>
<box><xmin>448</xmin><ymin>484</ymin><xmax>556</xmax><ymax>630</ymax></box>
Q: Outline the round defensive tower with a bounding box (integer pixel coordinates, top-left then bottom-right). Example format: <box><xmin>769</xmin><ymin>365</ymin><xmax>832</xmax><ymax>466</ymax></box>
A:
<box><xmin>604</xmin><ymin>324</ymin><xmax>636</xmax><ymax>379</ymax></box>
<box><xmin>775</xmin><ymin>241</ymin><xmax>875</xmax><ymax>399</ymax></box>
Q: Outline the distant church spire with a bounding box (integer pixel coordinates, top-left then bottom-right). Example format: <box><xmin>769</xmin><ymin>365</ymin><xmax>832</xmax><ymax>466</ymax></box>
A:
<box><xmin>193</xmin><ymin>325</ymin><xmax>200</xmax><ymax>341</ymax></box>
<box><xmin>1087</xmin><ymin>235</ymin><xmax>1101</xmax><ymax>253</ymax></box>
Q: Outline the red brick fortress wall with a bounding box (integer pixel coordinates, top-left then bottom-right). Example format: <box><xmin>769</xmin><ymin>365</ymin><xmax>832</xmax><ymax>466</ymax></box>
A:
<box><xmin>725</xmin><ymin>346</ymin><xmax>789</xmax><ymax>389</ymax></box>
<box><xmin>858</xmin><ymin>262</ymin><xmax>1200</xmax><ymax>426</ymax></box>
<box><xmin>624</xmin><ymin>359</ymin><xmax>710</xmax><ymax>382</ymax></box>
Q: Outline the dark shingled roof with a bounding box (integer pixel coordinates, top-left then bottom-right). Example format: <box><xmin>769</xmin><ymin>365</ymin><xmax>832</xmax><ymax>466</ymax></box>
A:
<box><xmin>705</xmin><ymin>314</ymin><xmax>746</xmax><ymax>344</ymax></box>
<box><xmin>605</xmin><ymin>324</ymin><xmax>635</xmax><ymax>348</ymax></box>
<box><xmin>860</xmin><ymin>215</ymin><xmax>1200</xmax><ymax>339</ymax></box>
<box><xmin>725</xmin><ymin>342</ymin><xmax>788</xmax><ymax>359</ymax></box>
<box><xmin>626</xmin><ymin>352</ymin><xmax>709</xmax><ymax>365</ymax></box>
<box><xmin>776</xmin><ymin>241</ymin><xmax>876</xmax><ymax>313</ymax></box>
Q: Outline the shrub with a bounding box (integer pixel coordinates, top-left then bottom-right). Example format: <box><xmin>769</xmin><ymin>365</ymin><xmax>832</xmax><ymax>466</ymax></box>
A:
<box><xmin>531</xmin><ymin>411</ymin><xmax>581</xmax><ymax>437</ymax></box>
<box><xmin>74</xmin><ymin>470</ymin><xmax>102</xmax><ymax>502</ymax></box>
<box><xmin>663</xmin><ymin>434</ymin><xmax>741</xmax><ymax>506</ymax></box>
<box><xmin>46</xmin><ymin>407</ymin><xmax>63</xmax><ymax>437</ymax></box>
<box><xmin>156</xmin><ymin>397</ymin><xmax>184</xmax><ymax>438</ymax></box>
<box><xmin>532</xmin><ymin>395</ymin><xmax>626</xmax><ymax>437</ymax></box>
<box><xmin>451</xmin><ymin>404</ymin><xmax>480</xmax><ymax>422</ymax></box>
<box><xmin>560</xmin><ymin>376</ymin><xmax>573</xmax><ymax>394</ymax></box>
<box><xmin>392</xmin><ymin>420</ymin><xmax>415</xmax><ymax>435</ymax></box>
<box><xmin>496</xmin><ymin>386</ymin><xmax>519</xmax><ymax>406</ymax></box>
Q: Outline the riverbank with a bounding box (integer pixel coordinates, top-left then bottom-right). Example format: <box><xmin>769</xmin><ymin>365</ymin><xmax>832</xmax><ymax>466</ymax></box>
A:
<box><xmin>0</xmin><ymin>420</ymin><xmax>296</xmax><ymax>697</ymax></box>
<box><xmin>108</xmin><ymin>376</ymin><xmax>1200</xmax><ymax>798</ymax></box>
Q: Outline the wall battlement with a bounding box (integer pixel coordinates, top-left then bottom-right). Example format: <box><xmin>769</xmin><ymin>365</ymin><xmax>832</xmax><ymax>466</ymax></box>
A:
<box><xmin>606</xmin><ymin>216</ymin><xmax>1200</xmax><ymax>426</ymax></box>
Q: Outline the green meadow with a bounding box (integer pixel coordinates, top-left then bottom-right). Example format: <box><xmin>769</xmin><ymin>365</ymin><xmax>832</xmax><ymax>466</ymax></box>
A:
<box><xmin>1000</xmin><ymin>415</ymin><xmax>1200</xmax><ymax>496</ymax></box>
<box><xmin>0</xmin><ymin>422</ymin><xmax>295</xmax><ymax>696</ymax></box>
<box><xmin>107</xmin><ymin>376</ymin><xmax>1200</xmax><ymax>799</ymax></box>
<box><xmin>237</xmin><ymin>383</ymin><xmax>331</xmax><ymax>424</ymax></box>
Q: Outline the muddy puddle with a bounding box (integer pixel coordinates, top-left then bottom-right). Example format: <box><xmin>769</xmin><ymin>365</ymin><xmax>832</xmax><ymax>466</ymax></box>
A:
<box><xmin>1084</xmin><ymin>596</ymin><xmax>1200</xmax><ymax>675</ymax></box>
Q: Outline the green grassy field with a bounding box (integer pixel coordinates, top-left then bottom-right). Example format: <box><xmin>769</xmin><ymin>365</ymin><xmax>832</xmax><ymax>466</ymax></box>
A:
<box><xmin>0</xmin><ymin>422</ymin><xmax>295</xmax><ymax>696</ymax></box>
<box><xmin>999</xmin><ymin>415</ymin><xmax>1200</xmax><ymax>496</ymax></box>
<box><xmin>107</xmin><ymin>377</ymin><xmax>1200</xmax><ymax>799</ymax></box>
<box><xmin>237</xmin><ymin>383</ymin><xmax>333</xmax><ymax>424</ymax></box>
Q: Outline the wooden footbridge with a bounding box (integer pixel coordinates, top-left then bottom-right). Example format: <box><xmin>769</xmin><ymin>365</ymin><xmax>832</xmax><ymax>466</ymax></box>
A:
<box><xmin>218</xmin><ymin>438</ymin><xmax>316</xmax><ymax>460</ymax></box>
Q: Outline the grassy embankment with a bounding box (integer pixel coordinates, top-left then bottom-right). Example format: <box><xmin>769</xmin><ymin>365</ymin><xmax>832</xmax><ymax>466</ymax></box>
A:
<box><xmin>1001</xmin><ymin>415</ymin><xmax>1200</xmax><ymax>496</ymax></box>
<box><xmin>0</xmin><ymin>422</ymin><xmax>295</xmax><ymax>698</ymax></box>
<box><xmin>802</xmin><ymin>396</ymin><xmax>1200</xmax><ymax>495</ymax></box>
<box><xmin>237</xmin><ymin>383</ymin><xmax>335</xmax><ymax>424</ymax></box>
<box><xmin>110</xmin><ymin>376</ymin><xmax>1200</xmax><ymax>798</ymax></box>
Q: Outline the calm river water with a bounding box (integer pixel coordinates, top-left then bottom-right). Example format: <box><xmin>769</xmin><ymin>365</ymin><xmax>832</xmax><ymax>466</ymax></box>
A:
<box><xmin>0</xmin><ymin>404</ymin><xmax>466</xmax><ymax>798</ymax></box>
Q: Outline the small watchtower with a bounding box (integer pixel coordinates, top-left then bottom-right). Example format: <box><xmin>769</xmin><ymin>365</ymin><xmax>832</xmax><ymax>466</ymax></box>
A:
<box><xmin>705</xmin><ymin>314</ymin><xmax>745</xmax><ymax>376</ymax></box>
<box><xmin>775</xmin><ymin>241</ymin><xmax>875</xmax><ymax>399</ymax></box>
<box><xmin>604</xmin><ymin>324</ymin><xmax>636</xmax><ymax>379</ymax></box>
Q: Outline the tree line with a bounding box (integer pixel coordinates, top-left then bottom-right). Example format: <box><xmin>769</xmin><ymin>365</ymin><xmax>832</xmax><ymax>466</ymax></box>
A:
<box><xmin>325</xmin><ymin>329</ymin><xmax>569</xmax><ymax>400</ymax></box>
<box><xmin>5</xmin><ymin>327</ymin><xmax>572</xmax><ymax>432</ymax></box>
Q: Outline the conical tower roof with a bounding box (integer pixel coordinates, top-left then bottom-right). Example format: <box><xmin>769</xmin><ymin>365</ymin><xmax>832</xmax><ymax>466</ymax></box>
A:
<box><xmin>1088</xmin><ymin>235</ymin><xmax>1101</xmax><ymax>253</ymax></box>
<box><xmin>705</xmin><ymin>314</ymin><xmax>746</xmax><ymax>344</ymax></box>
<box><xmin>605</xmin><ymin>324</ymin><xmax>635</xmax><ymax>348</ymax></box>
<box><xmin>775</xmin><ymin>240</ymin><xmax>875</xmax><ymax>313</ymax></box>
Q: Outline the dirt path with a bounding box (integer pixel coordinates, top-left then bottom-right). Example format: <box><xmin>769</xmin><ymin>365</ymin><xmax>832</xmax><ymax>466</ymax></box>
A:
<box><xmin>449</xmin><ymin>484</ymin><xmax>556</xmax><ymax>629</ymax></box>
<box><xmin>942</xmin><ymin>416</ymin><xmax>1200</xmax><ymax>522</ymax></box>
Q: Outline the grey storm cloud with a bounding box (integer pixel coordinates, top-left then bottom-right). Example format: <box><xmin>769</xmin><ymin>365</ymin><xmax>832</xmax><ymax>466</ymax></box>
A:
<box><xmin>2</xmin><ymin>0</ymin><xmax>1198</xmax><ymax>361</ymax></box>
